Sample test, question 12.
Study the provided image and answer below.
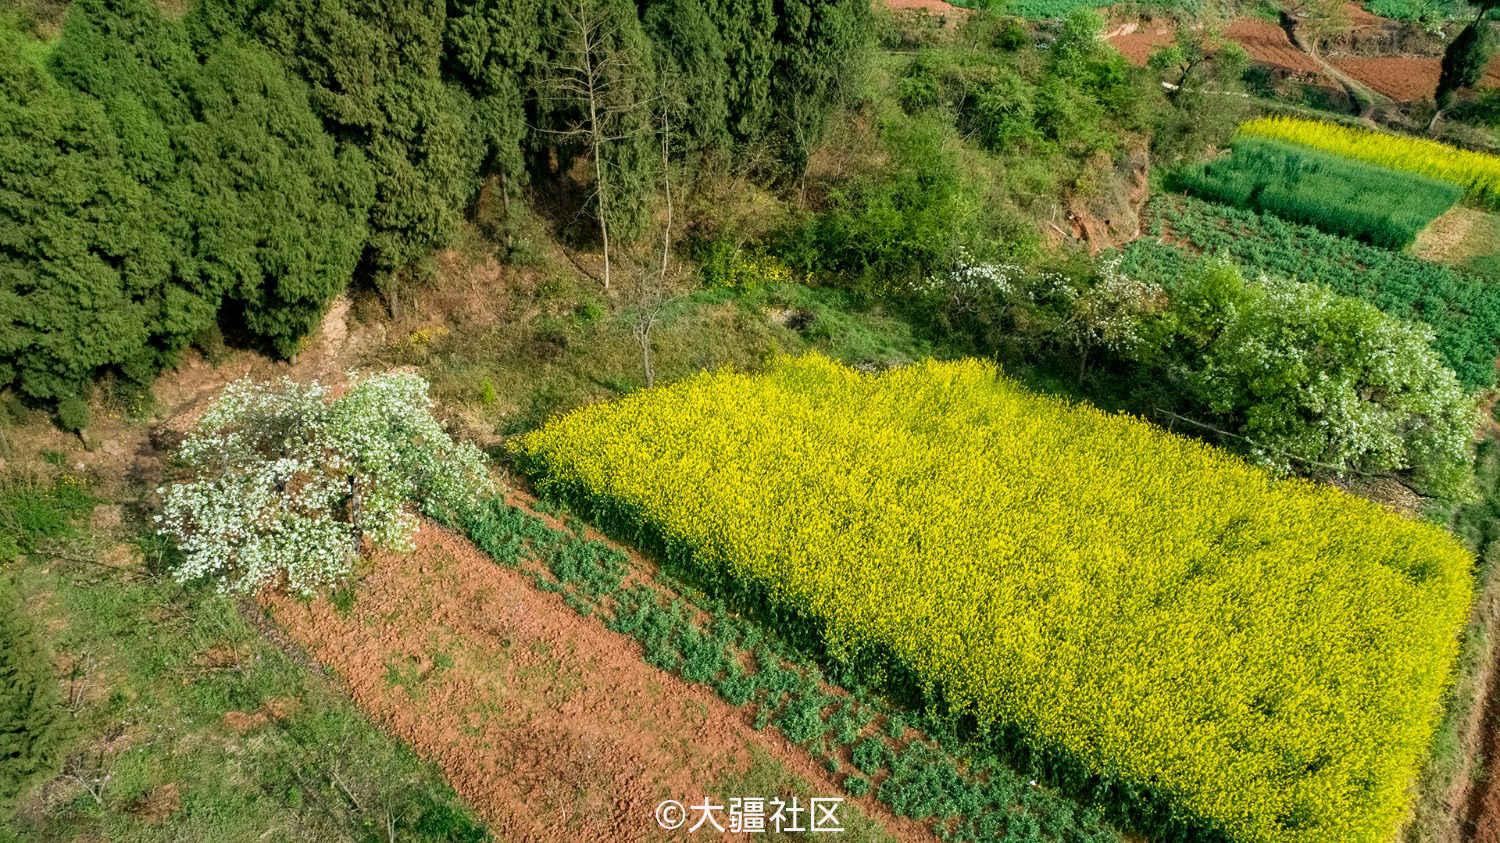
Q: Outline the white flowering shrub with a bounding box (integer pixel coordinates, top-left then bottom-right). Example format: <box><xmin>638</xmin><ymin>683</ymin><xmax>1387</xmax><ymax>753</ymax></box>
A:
<box><xmin>918</xmin><ymin>250</ymin><xmax>1477</xmax><ymax>498</ymax></box>
<box><xmin>157</xmin><ymin>372</ymin><xmax>492</xmax><ymax>594</ymax></box>
<box><xmin>917</xmin><ymin>251</ymin><xmax>1163</xmax><ymax>360</ymax></box>
<box><xmin>1049</xmin><ymin>255</ymin><xmax>1164</xmax><ymax>358</ymax></box>
<box><xmin>1171</xmin><ymin>260</ymin><xmax>1479</xmax><ymax>498</ymax></box>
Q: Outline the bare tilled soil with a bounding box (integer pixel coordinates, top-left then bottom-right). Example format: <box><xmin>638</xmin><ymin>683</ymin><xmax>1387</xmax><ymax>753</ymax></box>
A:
<box><xmin>262</xmin><ymin>524</ymin><xmax>934</xmax><ymax>843</ymax></box>
<box><xmin>1333</xmin><ymin>56</ymin><xmax>1500</xmax><ymax>101</ymax></box>
<box><xmin>1227</xmin><ymin>18</ymin><xmax>1323</xmax><ymax>73</ymax></box>
<box><xmin>883</xmin><ymin>0</ymin><xmax>972</xmax><ymax>20</ymax></box>
<box><xmin>1106</xmin><ymin>17</ymin><xmax>1330</xmax><ymax>76</ymax></box>
<box><xmin>1105</xmin><ymin>20</ymin><xmax>1176</xmax><ymax>67</ymax></box>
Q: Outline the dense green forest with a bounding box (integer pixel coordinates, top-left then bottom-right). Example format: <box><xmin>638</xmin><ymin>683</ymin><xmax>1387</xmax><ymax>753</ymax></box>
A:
<box><xmin>0</xmin><ymin>0</ymin><xmax>866</xmax><ymax>431</ymax></box>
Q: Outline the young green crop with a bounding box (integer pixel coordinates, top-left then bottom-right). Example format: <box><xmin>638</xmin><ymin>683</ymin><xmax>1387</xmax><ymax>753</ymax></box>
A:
<box><xmin>1237</xmin><ymin>116</ymin><xmax>1500</xmax><ymax>207</ymax></box>
<box><xmin>1172</xmin><ymin>137</ymin><xmax>1461</xmax><ymax>248</ymax></box>
<box><xmin>515</xmin><ymin>354</ymin><xmax>1475</xmax><ymax>843</ymax></box>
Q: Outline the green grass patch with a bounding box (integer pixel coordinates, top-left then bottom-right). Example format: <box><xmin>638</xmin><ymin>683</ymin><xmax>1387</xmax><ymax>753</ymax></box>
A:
<box><xmin>0</xmin><ymin>473</ymin><xmax>95</xmax><ymax>822</ymax></box>
<box><xmin>0</xmin><ymin>473</ymin><xmax>94</xmax><ymax>564</ymax></box>
<box><xmin>1171</xmin><ymin>137</ymin><xmax>1462</xmax><ymax>249</ymax></box>
<box><xmin>4</xmin><ymin>528</ymin><xmax>486</xmax><ymax>841</ymax></box>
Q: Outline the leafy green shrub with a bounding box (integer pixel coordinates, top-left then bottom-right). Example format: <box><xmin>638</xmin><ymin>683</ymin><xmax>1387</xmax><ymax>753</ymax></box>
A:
<box><xmin>1131</xmin><ymin>253</ymin><xmax>1480</xmax><ymax>497</ymax></box>
<box><xmin>777</xmin><ymin>690</ymin><xmax>831</xmax><ymax>745</ymax></box>
<box><xmin>1143</xmin><ymin>194</ymin><xmax>1500</xmax><ymax>389</ymax></box>
<box><xmin>1172</xmin><ymin>138</ymin><xmax>1462</xmax><ymax>249</ymax></box>
<box><xmin>852</xmin><ymin>736</ymin><xmax>894</xmax><ymax>775</ymax></box>
<box><xmin>53</xmin><ymin>398</ymin><xmax>88</xmax><ymax>434</ymax></box>
<box><xmin>157</xmin><ymin>372</ymin><xmax>491</xmax><ymax>594</ymax></box>
<box><xmin>776</xmin><ymin>116</ymin><xmax>987</xmax><ymax>293</ymax></box>
<box><xmin>896</xmin><ymin>13</ymin><xmax>1141</xmax><ymax>155</ymax></box>
<box><xmin>829</xmin><ymin>699</ymin><xmax>870</xmax><ymax>746</ymax></box>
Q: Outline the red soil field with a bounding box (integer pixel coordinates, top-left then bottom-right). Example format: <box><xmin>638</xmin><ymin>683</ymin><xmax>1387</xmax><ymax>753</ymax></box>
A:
<box><xmin>1341</xmin><ymin>1</ymin><xmax>1390</xmax><ymax>29</ymax></box>
<box><xmin>1226</xmin><ymin>17</ymin><xmax>1322</xmax><ymax>73</ymax></box>
<box><xmin>1108</xmin><ymin>18</ymin><xmax>1322</xmax><ymax>72</ymax></box>
<box><xmin>263</xmin><ymin>522</ymin><xmax>935</xmax><ymax>842</ymax></box>
<box><xmin>1333</xmin><ymin>56</ymin><xmax>1500</xmax><ymax>101</ymax></box>
<box><xmin>1105</xmin><ymin>20</ymin><xmax>1177</xmax><ymax>66</ymax></box>
<box><xmin>883</xmin><ymin>0</ymin><xmax>972</xmax><ymax>20</ymax></box>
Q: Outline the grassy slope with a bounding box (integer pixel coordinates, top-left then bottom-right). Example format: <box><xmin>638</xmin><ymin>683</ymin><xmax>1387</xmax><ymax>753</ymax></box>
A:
<box><xmin>0</xmin><ymin>473</ymin><xmax>487</xmax><ymax>842</ymax></box>
<box><xmin>1412</xmin><ymin>206</ymin><xmax>1500</xmax><ymax>280</ymax></box>
<box><xmin>384</xmin><ymin>247</ymin><xmax>942</xmax><ymax>441</ymax></box>
<box><xmin>1404</xmin><ymin>435</ymin><xmax>1500</xmax><ymax>843</ymax></box>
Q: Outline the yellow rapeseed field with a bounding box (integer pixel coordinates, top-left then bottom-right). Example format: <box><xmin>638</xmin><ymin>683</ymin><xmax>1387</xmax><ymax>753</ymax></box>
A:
<box><xmin>514</xmin><ymin>355</ymin><xmax>1474</xmax><ymax>843</ymax></box>
<box><xmin>1237</xmin><ymin>116</ymin><xmax>1500</xmax><ymax>207</ymax></box>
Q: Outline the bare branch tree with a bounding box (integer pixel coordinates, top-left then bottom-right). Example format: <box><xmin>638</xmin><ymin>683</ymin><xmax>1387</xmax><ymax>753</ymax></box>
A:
<box><xmin>634</xmin><ymin>91</ymin><xmax>685</xmax><ymax>390</ymax></box>
<box><xmin>538</xmin><ymin>0</ymin><xmax>651</xmax><ymax>290</ymax></box>
<box><xmin>64</xmin><ymin>744</ymin><xmax>115</xmax><ymax>805</ymax></box>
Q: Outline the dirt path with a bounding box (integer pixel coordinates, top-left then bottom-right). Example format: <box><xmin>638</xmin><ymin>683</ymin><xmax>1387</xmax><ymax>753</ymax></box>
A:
<box><xmin>1458</xmin><ymin>566</ymin><xmax>1500</xmax><ymax>843</ymax></box>
<box><xmin>261</xmin><ymin>524</ymin><xmax>934</xmax><ymax>842</ymax></box>
<box><xmin>1413</xmin><ymin>206</ymin><xmax>1500</xmax><ymax>269</ymax></box>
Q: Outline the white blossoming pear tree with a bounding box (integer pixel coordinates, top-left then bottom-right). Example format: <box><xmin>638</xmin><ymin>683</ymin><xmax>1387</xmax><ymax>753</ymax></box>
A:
<box><xmin>156</xmin><ymin>372</ymin><xmax>491</xmax><ymax>594</ymax></box>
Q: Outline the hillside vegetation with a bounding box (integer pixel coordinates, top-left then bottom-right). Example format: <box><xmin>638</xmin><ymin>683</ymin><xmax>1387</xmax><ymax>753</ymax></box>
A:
<box><xmin>5</xmin><ymin>1</ymin><xmax>1500</xmax><ymax>842</ymax></box>
<box><xmin>0</xmin><ymin>0</ymin><xmax>865</xmax><ymax>430</ymax></box>
<box><xmin>1135</xmin><ymin>194</ymin><xmax>1500</xmax><ymax>390</ymax></box>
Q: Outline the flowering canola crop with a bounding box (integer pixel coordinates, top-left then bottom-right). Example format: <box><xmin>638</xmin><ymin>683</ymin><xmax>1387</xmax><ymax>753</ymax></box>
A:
<box><xmin>514</xmin><ymin>355</ymin><xmax>1474</xmax><ymax>843</ymax></box>
<box><xmin>1236</xmin><ymin>116</ymin><xmax>1500</xmax><ymax>207</ymax></box>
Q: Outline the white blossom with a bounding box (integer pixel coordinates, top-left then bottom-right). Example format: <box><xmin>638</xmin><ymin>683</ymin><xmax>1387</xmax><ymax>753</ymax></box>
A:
<box><xmin>158</xmin><ymin>372</ymin><xmax>492</xmax><ymax>595</ymax></box>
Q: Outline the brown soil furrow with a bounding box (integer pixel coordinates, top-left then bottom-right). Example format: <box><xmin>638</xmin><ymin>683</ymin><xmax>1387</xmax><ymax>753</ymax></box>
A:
<box><xmin>262</xmin><ymin>524</ymin><xmax>935</xmax><ymax>843</ymax></box>
<box><xmin>1227</xmin><ymin>18</ymin><xmax>1322</xmax><ymax>73</ymax></box>
<box><xmin>1333</xmin><ymin>56</ymin><xmax>1500</xmax><ymax>102</ymax></box>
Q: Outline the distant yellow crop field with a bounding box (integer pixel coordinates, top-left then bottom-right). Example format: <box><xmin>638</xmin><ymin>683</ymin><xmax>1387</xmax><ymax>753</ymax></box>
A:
<box><xmin>1237</xmin><ymin>116</ymin><xmax>1500</xmax><ymax>207</ymax></box>
<box><xmin>515</xmin><ymin>354</ymin><xmax>1474</xmax><ymax>843</ymax></box>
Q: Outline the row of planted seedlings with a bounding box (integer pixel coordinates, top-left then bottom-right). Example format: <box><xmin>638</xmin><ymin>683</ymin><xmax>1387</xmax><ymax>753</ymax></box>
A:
<box><xmin>432</xmin><ymin>493</ymin><xmax>1122</xmax><ymax>843</ymax></box>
